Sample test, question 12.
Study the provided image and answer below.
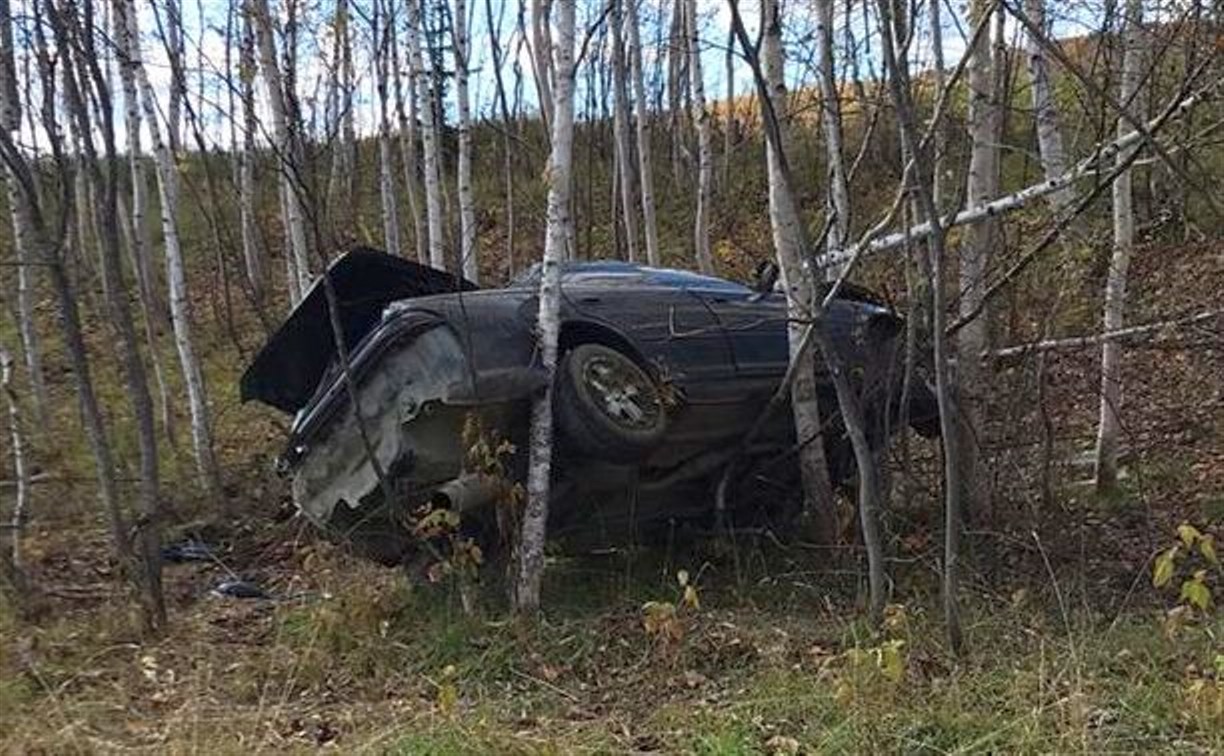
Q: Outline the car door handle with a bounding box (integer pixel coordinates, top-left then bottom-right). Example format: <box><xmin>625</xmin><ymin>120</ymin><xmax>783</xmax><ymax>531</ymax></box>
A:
<box><xmin>578</xmin><ymin>295</ymin><xmax>602</xmax><ymax>303</ymax></box>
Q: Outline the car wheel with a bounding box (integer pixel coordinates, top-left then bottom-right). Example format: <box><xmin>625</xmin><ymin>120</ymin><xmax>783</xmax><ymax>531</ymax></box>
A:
<box><xmin>555</xmin><ymin>343</ymin><xmax>667</xmax><ymax>463</ymax></box>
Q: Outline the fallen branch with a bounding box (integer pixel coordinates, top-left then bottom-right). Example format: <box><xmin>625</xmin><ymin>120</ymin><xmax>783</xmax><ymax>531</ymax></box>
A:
<box><xmin>990</xmin><ymin>310</ymin><xmax>1224</xmax><ymax>360</ymax></box>
<box><xmin>816</xmin><ymin>74</ymin><xmax>1223</xmax><ymax>270</ymax></box>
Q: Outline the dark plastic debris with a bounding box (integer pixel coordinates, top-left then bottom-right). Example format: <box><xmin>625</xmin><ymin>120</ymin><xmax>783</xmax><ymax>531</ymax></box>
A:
<box><xmin>161</xmin><ymin>539</ymin><xmax>217</xmax><ymax>563</ymax></box>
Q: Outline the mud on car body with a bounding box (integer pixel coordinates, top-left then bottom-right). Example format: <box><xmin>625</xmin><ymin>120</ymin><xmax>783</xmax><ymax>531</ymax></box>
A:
<box><xmin>242</xmin><ymin>247</ymin><xmax>938</xmax><ymax>565</ymax></box>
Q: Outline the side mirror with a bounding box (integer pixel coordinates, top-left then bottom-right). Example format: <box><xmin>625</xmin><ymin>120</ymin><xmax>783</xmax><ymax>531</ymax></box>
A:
<box><xmin>751</xmin><ymin>260</ymin><xmax>779</xmax><ymax>294</ymax></box>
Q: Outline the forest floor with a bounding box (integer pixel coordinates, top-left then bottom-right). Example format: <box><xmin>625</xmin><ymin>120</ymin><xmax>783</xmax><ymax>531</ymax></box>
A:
<box><xmin>2</xmin><ymin>239</ymin><xmax>1223</xmax><ymax>753</ymax></box>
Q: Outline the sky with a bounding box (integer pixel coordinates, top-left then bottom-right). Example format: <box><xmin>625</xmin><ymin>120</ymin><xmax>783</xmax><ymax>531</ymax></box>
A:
<box><xmin>14</xmin><ymin>0</ymin><xmax>1130</xmax><ymax>154</ymax></box>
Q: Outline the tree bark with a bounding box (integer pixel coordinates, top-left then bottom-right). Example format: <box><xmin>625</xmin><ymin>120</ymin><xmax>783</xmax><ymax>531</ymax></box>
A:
<box><xmin>515</xmin><ymin>0</ymin><xmax>576</xmax><ymax>614</ymax></box>
<box><xmin>816</xmin><ymin>0</ymin><xmax>851</xmax><ymax>281</ymax></box>
<box><xmin>1024</xmin><ymin>0</ymin><xmax>1074</xmax><ymax>213</ymax></box>
<box><xmin>123</xmin><ymin>0</ymin><xmax>223</xmax><ymax>502</ymax></box>
<box><xmin>626</xmin><ymin>0</ymin><xmax>659</xmax><ymax>266</ymax></box>
<box><xmin>373</xmin><ymin>0</ymin><xmax>402</xmax><ymax>257</ymax></box>
<box><xmin>249</xmin><ymin>0</ymin><xmax>312</xmax><ymax>302</ymax></box>
<box><xmin>454</xmin><ymin>0</ymin><xmax>478</xmax><ymax>282</ymax></box>
<box><xmin>0</xmin><ymin>6</ymin><xmax>49</xmax><ymax>427</ymax></box>
<box><xmin>875</xmin><ymin>0</ymin><xmax>963</xmax><ymax>654</ymax></box>
<box><xmin>408</xmin><ymin>0</ymin><xmax>445</xmax><ymax>270</ymax></box>
<box><xmin>686</xmin><ymin>0</ymin><xmax>714</xmax><ymax>274</ymax></box>
<box><xmin>611</xmin><ymin>0</ymin><xmax>639</xmax><ymax>262</ymax></box>
<box><xmin>957</xmin><ymin>0</ymin><xmax>1002</xmax><ymax>523</ymax></box>
<box><xmin>759</xmin><ymin>0</ymin><xmax>837</xmax><ymax>541</ymax></box>
<box><xmin>1095</xmin><ymin>0</ymin><xmax>1145</xmax><ymax>494</ymax></box>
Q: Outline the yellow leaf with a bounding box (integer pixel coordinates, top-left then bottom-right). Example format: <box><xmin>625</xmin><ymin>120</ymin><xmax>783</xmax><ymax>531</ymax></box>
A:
<box><xmin>1178</xmin><ymin>523</ymin><xmax>1202</xmax><ymax>547</ymax></box>
<box><xmin>683</xmin><ymin>584</ymin><xmax>701</xmax><ymax>610</ymax></box>
<box><xmin>880</xmin><ymin>640</ymin><xmax>906</xmax><ymax>683</ymax></box>
<box><xmin>1199</xmin><ymin>535</ymin><xmax>1218</xmax><ymax>566</ymax></box>
<box><xmin>1180</xmin><ymin>577</ymin><xmax>1212</xmax><ymax>611</ymax></box>
<box><xmin>1153</xmin><ymin>547</ymin><xmax>1179</xmax><ymax>588</ymax></box>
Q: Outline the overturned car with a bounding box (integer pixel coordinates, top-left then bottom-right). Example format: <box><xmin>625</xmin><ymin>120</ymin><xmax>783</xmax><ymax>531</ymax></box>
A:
<box><xmin>242</xmin><ymin>248</ymin><xmax>938</xmax><ymax>565</ymax></box>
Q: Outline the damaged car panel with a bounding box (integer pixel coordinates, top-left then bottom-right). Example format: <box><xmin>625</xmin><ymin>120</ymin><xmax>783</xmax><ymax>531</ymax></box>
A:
<box><xmin>243</xmin><ymin>248</ymin><xmax>938</xmax><ymax>565</ymax></box>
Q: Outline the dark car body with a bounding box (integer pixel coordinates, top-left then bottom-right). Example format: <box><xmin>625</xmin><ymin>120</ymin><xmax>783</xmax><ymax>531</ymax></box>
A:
<box><xmin>242</xmin><ymin>248</ymin><xmax>936</xmax><ymax>564</ymax></box>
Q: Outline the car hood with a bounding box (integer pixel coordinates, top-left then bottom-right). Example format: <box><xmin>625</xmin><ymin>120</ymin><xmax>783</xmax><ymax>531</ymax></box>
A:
<box><xmin>240</xmin><ymin>247</ymin><xmax>477</xmax><ymax>414</ymax></box>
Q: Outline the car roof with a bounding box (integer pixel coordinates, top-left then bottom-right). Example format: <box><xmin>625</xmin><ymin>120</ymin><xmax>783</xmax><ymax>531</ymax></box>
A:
<box><xmin>511</xmin><ymin>261</ymin><xmax>751</xmax><ymax>293</ymax></box>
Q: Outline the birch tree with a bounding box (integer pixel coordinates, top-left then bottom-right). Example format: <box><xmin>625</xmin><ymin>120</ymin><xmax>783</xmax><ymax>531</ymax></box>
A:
<box><xmin>759</xmin><ymin>0</ymin><xmax>837</xmax><ymax>538</ymax></box>
<box><xmin>249</xmin><ymin>0</ymin><xmax>312</xmax><ymax>301</ymax></box>
<box><xmin>0</xmin><ymin>344</ymin><xmax>27</xmax><ymax>578</ymax></box>
<box><xmin>62</xmin><ymin>0</ymin><xmax>166</xmax><ymax>626</ymax></box>
<box><xmin>238</xmin><ymin>8</ymin><xmax>265</xmax><ymax>299</ymax></box>
<box><xmin>611</xmin><ymin>0</ymin><xmax>639</xmax><ymax>262</ymax></box>
<box><xmin>1024</xmin><ymin>0</ymin><xmax>1074</xmax><ymax>212</ymax></box>
<box><xmin>626</xmin><ymin>0</ymin><xmax>660</xmax><ymax>266</ymax></box>
<box><xmin>408</xmin><ymin>0</ymin><xmax>444</xmax><ymax>270</ymax></box>
<box><xmin>326</xmin><ymin>0</ymin><xmax>357</xmax><ymax>225</ymax></box>
<box><xmin>120</xmin><ymin>0</ymin><xmax>223</xmax><ymax>500</ymax></box>
<box><xmin>0</xmin><ymin>0</ymin><xmax>48</xmax><ymax>427</ymax></box>
<box><xmin>686</xmin><ymin>0</ymin><xmax>714</xmax><ymax>274</ymax></box>
<box><xmin>816</xmin><ymin>0</ymin><xmax>851</xmax><ymax>280</ymax></box>
<box><xmin>373</xmin><ymin>0</ymin><xmax>402</xmax><ymax>257</ymax></box>
<box><xmin>1095</xmin><ymin>0</ymin><xmax>1144</xmax><ymax>493</ymax></box>
<box><xmin>957</xmin><ymin>0</ymin><xmax>1002</xmax><ymax>520</ymax></box>
<box><xmin>515</xmin><ymin>0</ymin><xmax>576</xmax><ymax>614</ymax></box>
<box><xmin>453</xmin><ymin>0</ymin><xmax>478</xmax><ymax>282</ymax></box>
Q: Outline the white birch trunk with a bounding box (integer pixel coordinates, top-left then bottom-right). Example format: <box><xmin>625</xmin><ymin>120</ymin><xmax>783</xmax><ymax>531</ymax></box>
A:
<box><xmin>122</xmin><ymin>0</ymin><xmax>222</xmax><ymax>497</ymax></box>
<box><xmin>626</xmin><ymin>0</ymin><xmax>660</xmax><ymax>266</ymax></box>
<box><xmin>408</xmin><ymin>0</ymin><xmax>445</xmax><ymax>270</ymax></box>
<box><xmin>0</xmin><ymin>345</ymin><xmax>27</xmax><ymax>570</ymax></box>
<box><xmin>326</xmin><ymin>0</ymin><xmax>356</xmax><ymax>222</ymax></box>
<box><xmin>927</xmin><ymin>0</ymin><xmax>948</xmax><ymax>210</ymax></box>
<box><xmin>249</xmin><ymin>0</ymin><xmax>312</xmax><ymax>301</ymax></box>
<box><xmin>1024</xmin><ymin>0</ymin><xmax>1074</xmax><ymax>213</ymax></box>
<box><xmin>392</xmin><ymin>21</ymin><xmax>426</xmax><ymax>264</ymax></box>
<box><xmin>238</xmin><ymin>12</ymin><xmax>264</xmax><ymax>298</ymax></box>
<box><xmin>516</xmin><ymin>0</ymin><xmax>576</xmax><ymax>614</ymax></box>
<box><xmin>611</xmin><ymin>0</ymin><xmax>639</xmax><ymax>262</ymax></box>
<box><xmin>761</xmin><ymin>0</ymin><xmax>836</xmax><ymax>525</ymax></box>
<box><xmin>957</xmin><ymin>0</ymin><xmax>1001</xmax><ymax>518</ymax></box>
<box><xmin>454</xmin><ymin>0</ymin><xmax>478</xmax><ymax>282</ymax></box>
<box><xmin>373</xmin><ymin>0</ymin><xmax>402</xmax><ymax>257</ymax></box>
<box><xmin>686</xmin><ymin>0</ymin><xmax>714</xmax><ymax>274</ymax></box>
<box><xmin>1095</xmin><ymin>0</ymin><xmax>1144</xmax><ymax>492</ymax></box>
<box><xmin>0</xmin><ymin>0</ymin><xmax>46</xmax><ymax>424</ymax></box>
<box><xmin>816</xmin><ymin>0</ymin><xmax>851</xmax><ymax>280</ymax></box>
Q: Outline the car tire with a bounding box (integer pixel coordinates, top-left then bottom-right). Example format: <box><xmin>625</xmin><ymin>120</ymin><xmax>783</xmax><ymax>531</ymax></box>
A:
<box><xmin>555</xmin><ymin>343</ymin><xmax>667</xmax><ymax>463</ymax></box>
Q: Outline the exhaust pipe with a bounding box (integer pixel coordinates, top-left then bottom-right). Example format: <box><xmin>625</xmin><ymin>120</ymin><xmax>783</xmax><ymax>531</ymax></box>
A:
<box><xmin>430</xmin><ymin>473</ymin><xmax>502</xmax><ymax>513</ymax></box>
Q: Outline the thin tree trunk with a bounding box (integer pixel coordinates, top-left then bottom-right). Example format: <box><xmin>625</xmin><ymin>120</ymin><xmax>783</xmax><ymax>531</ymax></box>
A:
<box><xmin>686</xmin><ymin>0</ymin><xmax>713</xmax><ymax>274</ymax></box>
<box><xmin>486</xmin><ymin>0</ymin><xmax>516</xmax><ymax>275</ymax></box>
<box><xmin>1024</xmin><ymin>0</ymin><xmax>1074</xmax><ymax>212</ymax></box>
<box><xmin>408</xmin><ymin>0</ymin><xmax>445</xmax><ymax>270</ymax></box>
<box><xmin>374</xmin><ymin>0</ymin><xmax>402</xmax><ymax>257</ymax></box>
<box><xmin>238</xmin><ymin>10</ymin><xmax>264</xmax><ymax>299</ymax></box>
<box><xmin>326</xmin><ymin>0</ymin><xmax>356</xmax><ymax>226</ymax></box>
<box><xmin>626</xmin><ymin>0</ymin><xmax>659</xmax><ymax>266</ymax></box>
<box><xmin>0</xmin><ymin>35</ymin><xmax>49</xmax><ymax>428</ymax></box>
<box><xmin>529</xmin><ymin>0</ymin><xmax>554</xmax><ymax>130</ymax></box>
<box><xmin>515</xmin><ymin>0</ymin><xmax>576</xmax><ymax>614</ymax></box>
<box><xmin>1095</xmin><ymin>0</ymin><xmax>1144</xmax><ymax>493</ymax></box>
<box><xmin>454</xmin><ymin>0</ymin><xmax>478</xmax><ymax>282</ymax></box>
<box><xmin>666</xmin><ymin>0</ymin><xmax>685</xmax><ymax>185</ymax></box>
<box><xmin>123</xmin><ymin>0</ymin><xmax>222</xmax><ymax>501</ymax></box>
<box><xmin>249</xmin><ymin>0</ymin><xmax>312</xmax><ymax>301</ymax></box>
<box><xmin>927</xmin><ymin>0</ymin><xmax>947</xmax><ymax>210</ymax></box>
<box><xmin>0</xmin><ymin>345</ymin><xmax>27</xmax><ymax>574</ymax></box>
<box><xmin>875</xmin><ymin>0</ymin><xmax>963</xmax><ymax>653</ymax></box>
<box><xmin>64</xmin><ymin>1</ymin><xmax>166</xmax><ymax>626</ymax></box>
<box><xmin>816</xmin><ymin>0</ymin><xmax>851</xmax><ymax>281</ymax></box>
<box><xmin>957</xmin><ymin>0</ymin><xmax>1001</xmax><ymax>523</ymax></box>
<box><xmin>759</xmin><ymin>0</ymin><xmax>837</xmax><ymax>541</ymax></box>
<box><xmin>392</xmin><ymin>17</ymin><xmax>426</xmax><ymax>264</ymax></box>
<box><xmin>611</xmin><ymin>0</ymin><xmax>639</xmax><ymax>262</ymax></box>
